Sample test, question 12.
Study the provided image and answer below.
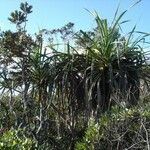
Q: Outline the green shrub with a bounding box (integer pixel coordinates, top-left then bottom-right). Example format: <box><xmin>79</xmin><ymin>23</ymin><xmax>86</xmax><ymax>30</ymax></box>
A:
<box><xmin>75</xmin><ymin>103</ymin><xmax>150</xmax><ymax>150</ymax></box>
<box><xmin>0</xmin><ymin>128</ymin><xmax>36</xmax><ymax>150</ymax></box>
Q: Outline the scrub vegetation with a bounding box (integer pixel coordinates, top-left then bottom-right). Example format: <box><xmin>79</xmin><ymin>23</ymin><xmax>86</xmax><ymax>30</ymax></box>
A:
<box><xmin>0</xmin><ymin>2</ymin><xmax>150</xmax><ymax>150</ymax></box>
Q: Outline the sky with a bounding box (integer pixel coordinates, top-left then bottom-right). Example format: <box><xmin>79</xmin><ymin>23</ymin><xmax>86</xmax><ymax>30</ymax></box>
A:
<box><xmin>0</xmin><ymin>0</ymin><xmax>150</xmax><ymax>38</ymax></box>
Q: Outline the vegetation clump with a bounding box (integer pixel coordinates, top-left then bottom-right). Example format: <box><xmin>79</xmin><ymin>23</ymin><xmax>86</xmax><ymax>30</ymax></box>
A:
<box><xmin>0</xmin><ymin>2</ymin><xmax>150</xmax><ymax>149</ymax></box>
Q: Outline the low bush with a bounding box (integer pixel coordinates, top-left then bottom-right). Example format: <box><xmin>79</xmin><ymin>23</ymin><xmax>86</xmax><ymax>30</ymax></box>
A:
<box><xmin>0</xmin><ymin>128</ymin><xmax>36</xmax><ymax>150</ymax></box>
<box><xmin>75</xmin><ymin>103</ymin><xmax>150</xmax><ymax>150</ymax></box>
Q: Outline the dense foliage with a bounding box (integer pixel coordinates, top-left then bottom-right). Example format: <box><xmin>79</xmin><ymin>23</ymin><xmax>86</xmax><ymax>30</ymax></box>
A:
<box><xmin>0</xmin><ymin>2</ymin><xmax>150</xmax><ymax>150</ymax></box>
<box><xmin>75</xmin><ymin>102</ymin><xmax>150</xmax><ymax>150</ymax></box>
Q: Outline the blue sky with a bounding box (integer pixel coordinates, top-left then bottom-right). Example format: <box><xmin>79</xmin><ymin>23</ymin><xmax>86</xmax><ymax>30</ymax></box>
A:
<box><xmin>0</xmin><ymin>0</ymin><xmax>150</xmax><ymax>36</ymax></box>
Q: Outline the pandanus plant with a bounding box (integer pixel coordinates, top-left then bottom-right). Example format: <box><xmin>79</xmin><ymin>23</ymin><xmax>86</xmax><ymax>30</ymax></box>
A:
<box><xmin>77</xmin><ymin>10</ymin><xmax>145</xmax><ymax>112</ymax></box>
<box><xmin>51</xmin><ymin>8</ymin><xmax>149</xmax><ymax>116</ymax></box>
